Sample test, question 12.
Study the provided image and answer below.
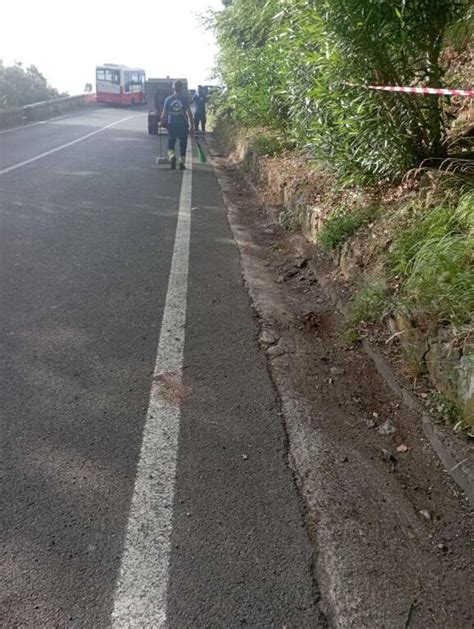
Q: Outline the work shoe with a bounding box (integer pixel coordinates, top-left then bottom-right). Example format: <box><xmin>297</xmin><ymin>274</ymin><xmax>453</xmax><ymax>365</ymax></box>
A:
<box><xmin>179</xmin><ymin>163</ymin><xmax>186</xmax><ymax>170</ymax></box>
<box><xmin>170</xmin><ymin>156</ymin><xmax>176</xmax><ymax>170</ymax></box>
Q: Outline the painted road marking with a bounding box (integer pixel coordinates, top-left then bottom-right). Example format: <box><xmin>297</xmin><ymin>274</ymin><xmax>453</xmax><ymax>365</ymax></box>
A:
<box><xmin>0</xmin><ymin>114</ymin><xmax>72</xmax><ymax>135</ymax></box>
<box><xmin>112</xmin><ymin>143</ymin><xmax>193</xmax><ymax>627</ymax></box>
<box><xmin>0</xmin><ymin>114</ymin><xmax>142</xmax><ymax>176</ymax></box>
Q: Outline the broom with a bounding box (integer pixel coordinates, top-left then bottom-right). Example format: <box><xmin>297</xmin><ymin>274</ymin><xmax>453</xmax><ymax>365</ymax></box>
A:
<box><xmin>195</xmin><ymin>134</ymin><xmax>207</xmax><ymax>163</ymax></box>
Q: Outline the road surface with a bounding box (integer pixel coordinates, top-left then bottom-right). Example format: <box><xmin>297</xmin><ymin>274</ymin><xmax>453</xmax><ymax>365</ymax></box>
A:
<box><xmin>0</xmin><ymin>108</ymin><xmax>321</xmax><ymax>627</ymax></box>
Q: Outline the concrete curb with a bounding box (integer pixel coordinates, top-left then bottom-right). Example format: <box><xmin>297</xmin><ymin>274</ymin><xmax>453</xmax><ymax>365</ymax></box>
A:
<box><xmin>422</xmin><ymin>416</ymin><xmax>474</xmax><ymax>504</ymax></box>
<box><xmin>363</xmin><ymin>340</ymin><xmax>474</xmax><ymax>505</ymax></box>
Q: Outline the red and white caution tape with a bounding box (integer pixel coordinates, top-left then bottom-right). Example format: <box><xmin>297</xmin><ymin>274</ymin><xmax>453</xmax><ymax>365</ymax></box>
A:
<box><xmin>368</xmin><ymin>84</ymin><xmax>474</xmax><ymax>97</ymax></box>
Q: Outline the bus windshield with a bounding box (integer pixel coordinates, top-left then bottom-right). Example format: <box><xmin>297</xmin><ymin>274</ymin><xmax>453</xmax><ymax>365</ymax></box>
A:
<box><xmin>96</xmin><ymin>68</ymin><xmax>120</xmax><ymax>84</ymax></box>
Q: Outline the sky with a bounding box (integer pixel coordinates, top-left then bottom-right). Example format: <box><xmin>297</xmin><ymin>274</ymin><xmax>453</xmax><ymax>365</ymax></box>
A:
<box><xmin>2</xmin><ymin>0</ymin><xmax>224</xmax><ymax>95</ymax></box>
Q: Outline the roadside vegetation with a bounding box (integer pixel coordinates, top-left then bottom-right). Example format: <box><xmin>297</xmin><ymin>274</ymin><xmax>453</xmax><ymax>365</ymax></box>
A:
<box><xmin>208</xmin><ymin>0</ymin><xmax>473</xmax><ymax>428</ymax></box>
<box><xmin>390</xmin><ymin>187</ymin><xmax>474</xmax><ymax>327</ymax></box>
<box><xmin>209</xmin><ymin>0</ymin><xmax>471</xmax><ymax>182</ymax></box>
<box><xmin>0</xmin><ymin>61</ymin><xmax>64</xmax><ymax>109</ymax></box>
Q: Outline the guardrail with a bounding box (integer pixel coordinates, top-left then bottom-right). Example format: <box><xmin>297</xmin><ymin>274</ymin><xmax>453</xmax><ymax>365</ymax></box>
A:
<box><xmin>0</xmin><ymin>93</ymin><xmax>97</xmax><ymax>130</ymax></box>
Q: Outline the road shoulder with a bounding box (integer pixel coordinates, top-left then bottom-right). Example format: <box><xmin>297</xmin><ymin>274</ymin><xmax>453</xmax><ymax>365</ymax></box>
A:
<box><xmin>164</xmin><ymin>157</ymin><xmax>326</xmax><ymax>627</ymax></box>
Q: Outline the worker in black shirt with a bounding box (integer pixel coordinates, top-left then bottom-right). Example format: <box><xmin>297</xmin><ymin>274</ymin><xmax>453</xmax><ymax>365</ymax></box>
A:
<box><xmin>192</xmin><ymin>85</ymin><xmax>207</xmax><ymax>134</ymax></box>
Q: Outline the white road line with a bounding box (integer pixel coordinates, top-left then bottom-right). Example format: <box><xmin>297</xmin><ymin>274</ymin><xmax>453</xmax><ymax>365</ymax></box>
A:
<box><xmin>0</xmin><ymin>114</ymin><xmax>70</xmax><ymax>135</ymax></box>
<box><xmin>112</xmin><ymin>143</ymin><xmax>193</xmax><ymax>628</ymax></box>
<box><xmin>0</xmin><ymin>114</ymin><xmax>142</xmax><ymax>176</ymax></box>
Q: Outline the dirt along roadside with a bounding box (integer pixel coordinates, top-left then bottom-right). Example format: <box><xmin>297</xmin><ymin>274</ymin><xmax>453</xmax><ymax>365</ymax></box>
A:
<box><xmin>210</xmin><ymin>148</ymin><xmax>473</xmax><ymax>628</ymax></box>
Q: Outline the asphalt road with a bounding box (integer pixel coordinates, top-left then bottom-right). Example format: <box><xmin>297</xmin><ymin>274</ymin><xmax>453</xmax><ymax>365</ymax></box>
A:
<box><xmin>0</xmin><ymin>107</ymin><xmax>321</xmax><ymax>627</ymax></box>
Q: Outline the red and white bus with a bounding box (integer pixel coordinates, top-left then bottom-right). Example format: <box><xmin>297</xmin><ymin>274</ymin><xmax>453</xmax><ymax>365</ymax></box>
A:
<box><xmin>96</xmin><ymin>64</ymin><xmax>146</xmax><ymax>105</ymax></box>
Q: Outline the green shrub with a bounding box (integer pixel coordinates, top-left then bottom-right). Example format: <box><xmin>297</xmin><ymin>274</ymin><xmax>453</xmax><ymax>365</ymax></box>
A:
<box><xmin>390</xmin><ymin>191</ymin><xmax>474</xmax><ymax>325</ymax></box>
<box><xmin>445</xmin><ymin>4</ymin><xmax>474</xmax><ymax>52</ymax></box>
<box><xmin>250</xmin><ymin>133</ymin><xmax>289</xmax><ymax>157</ymax></box>
<box><xmin>426</xmin><ymin>391</ymin><xmax>462</xmax><ymax>427</ymax></box>
<box><xmin>318</xmin><ymin>205</ymin><xmax>378</xmax><ymax>252</ymax></box>
<box><xmin>347</xmin><ymin>280</ymin><xmax>389</xmax><ymax>336</ymax></box>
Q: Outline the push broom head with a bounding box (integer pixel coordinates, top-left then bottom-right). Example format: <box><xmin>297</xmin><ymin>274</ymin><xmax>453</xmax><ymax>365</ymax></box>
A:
<box><xmin>157</xmin><ymin>124</ymin><xmax>169</xmax><ymax>164</ymax></box>
<box><xmin>196</xmin><ymin>139</ymin><xmax>207</xmax><ymax>163</ymax></box>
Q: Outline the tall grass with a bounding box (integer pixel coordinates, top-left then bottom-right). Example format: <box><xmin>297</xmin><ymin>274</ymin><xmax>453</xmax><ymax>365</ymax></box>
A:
<box><xmin>346</xmin><ymin>280</ymin><xmax>389</xmax><ymax>339</ymax></box>
<box><xmin>390</xmin><ymin>191</ymin><xmax>474</xmax><ymax>325</ymax></box>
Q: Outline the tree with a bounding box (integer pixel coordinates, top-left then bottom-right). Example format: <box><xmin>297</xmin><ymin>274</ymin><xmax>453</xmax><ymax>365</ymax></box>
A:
<box><xmin>0</xmin><ymin>61</ymin><xmax>63</xmax><ymax>109</ymax></box>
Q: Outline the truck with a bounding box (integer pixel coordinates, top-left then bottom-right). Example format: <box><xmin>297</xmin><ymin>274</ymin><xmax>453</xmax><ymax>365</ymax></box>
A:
<box><xmin>146</xmin><ymin>78</ymin><xmax>188</xmax><ymax>134</ymax></box>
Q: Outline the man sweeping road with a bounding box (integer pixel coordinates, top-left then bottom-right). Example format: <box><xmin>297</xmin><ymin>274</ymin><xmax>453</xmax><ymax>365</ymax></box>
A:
<box><xmin>161</xmin><ymin>80</ymin><xmax>194</xmax><ymax>170</ymax></box>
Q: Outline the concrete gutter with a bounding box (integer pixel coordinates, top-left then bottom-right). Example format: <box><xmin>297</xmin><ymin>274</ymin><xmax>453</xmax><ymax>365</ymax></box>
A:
<box><xmin>362</xmin><ymin>339</ymin><xmax>474</xmax><ymax>505</ymax></box>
